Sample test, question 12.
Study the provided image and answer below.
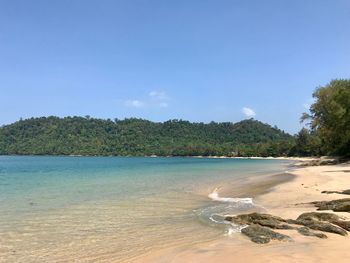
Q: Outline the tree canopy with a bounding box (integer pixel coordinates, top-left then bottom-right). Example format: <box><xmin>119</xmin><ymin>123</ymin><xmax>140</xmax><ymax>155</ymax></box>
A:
<box><xmin>0</xmin><ymin>117</ymin><xmax>293</xmax><ymax>157</ymax></box>
<box><xmin>302</xmin><ymin>79</ymin><xmax>350</xmax><ymax>156</ymax></box>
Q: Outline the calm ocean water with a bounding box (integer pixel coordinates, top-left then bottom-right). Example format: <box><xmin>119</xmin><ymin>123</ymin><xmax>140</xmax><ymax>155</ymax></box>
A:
<box><xmin>0</xmin><ymin>156</ymin><xmax>292</xmax><ymax>262</ymax></box>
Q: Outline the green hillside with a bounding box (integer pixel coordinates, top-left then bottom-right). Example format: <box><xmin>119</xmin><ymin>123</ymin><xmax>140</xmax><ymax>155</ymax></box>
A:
<box><xmin>0</xmin><ymin>116</ymin><xmax>294</xmax><ymax>156</ymax></box>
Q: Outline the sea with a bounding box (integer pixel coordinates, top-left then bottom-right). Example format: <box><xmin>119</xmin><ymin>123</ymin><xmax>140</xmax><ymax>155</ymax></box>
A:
<box><xmin>0</xmin><ymin>156</ymin><xmax>293</xmax><ymax>262</ymax></box>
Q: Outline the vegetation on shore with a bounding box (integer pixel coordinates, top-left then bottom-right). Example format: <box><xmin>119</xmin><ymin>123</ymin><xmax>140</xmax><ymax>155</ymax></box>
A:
<box><xmin>0</xmin><ymin>118</ymin><xmax>293</xmax><ymax>156</ymax></box>
<box><xmin>297</xmin><ymin>79</ymin><xmax>350</xmax><ymax>157</ymax></box>
<box><xmin>0</xmin><ymin>79</ymin><xmax>348</xmax><ymax>157</ymax></box>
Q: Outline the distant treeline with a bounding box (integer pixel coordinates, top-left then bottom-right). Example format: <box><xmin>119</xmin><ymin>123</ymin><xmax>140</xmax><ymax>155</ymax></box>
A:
<box><xmin>0</xmin><ymin>79</ymin><xmax>349</xmax><ymax>157</ymax></box>
<box><xmin>0</xmin><ymin>117</ymin><xmax>294</xmax><ymax>157</ymax></box>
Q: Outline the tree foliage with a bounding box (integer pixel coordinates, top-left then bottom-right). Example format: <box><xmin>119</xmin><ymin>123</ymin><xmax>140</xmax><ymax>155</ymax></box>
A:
<box><xmin>289</xmin><ymin>128</ymin><xmax>322</xmax><ymax>156</ymax></box>
<box><xmin>302</xmin><ymin>79</ymin><xmax>350</xmax><ymax>156</ymax></box>
<box><xmin>0</xmin><ymin>117</ymin><xmax>293</xmax><ymax>157</ymax></box>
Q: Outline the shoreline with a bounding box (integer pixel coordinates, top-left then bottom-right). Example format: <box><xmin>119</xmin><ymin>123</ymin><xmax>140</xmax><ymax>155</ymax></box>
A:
<box><xmin>132</xmin><ymin>162</ymin><xmax>350</xmax><ymax>263</ymax></box>
<box><xmin>0</xmin><ymin>154</ymin><xmax>325</xmax><ymax>161</ymax></box>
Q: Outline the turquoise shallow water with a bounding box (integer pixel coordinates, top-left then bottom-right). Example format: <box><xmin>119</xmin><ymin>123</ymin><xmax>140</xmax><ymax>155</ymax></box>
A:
<box><xmin>0</xmin><ymin>156</ymin><xmax>292</xmax><ymax>262</ymax></box>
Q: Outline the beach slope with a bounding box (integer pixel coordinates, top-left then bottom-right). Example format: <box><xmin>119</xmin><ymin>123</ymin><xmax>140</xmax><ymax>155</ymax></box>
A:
<box><xmin>133</xmin><ymin>163</ymin><xmax>350</xmax><ymax>263</ymax></box>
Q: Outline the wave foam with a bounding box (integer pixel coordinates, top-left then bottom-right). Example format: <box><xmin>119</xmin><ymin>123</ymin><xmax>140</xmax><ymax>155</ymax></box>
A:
<box><xmin>227</xmin><ymin>224</ymin><xmax>248</xmax><ymax>235</ymax></box>
<box><xmin>208</xmin><ymin>188</ymin><xmax>253</xmax><ymax>204</ymax></box>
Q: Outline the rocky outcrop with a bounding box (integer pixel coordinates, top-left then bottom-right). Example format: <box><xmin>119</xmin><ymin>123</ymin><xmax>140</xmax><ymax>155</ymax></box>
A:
<box><xmin>225</xmin><ymin>211</ymin><xmax>350</xmax><ymax>243</ymax></box>
<box><xmin>241</xmin><ymin>224</ymin><xmax>292</xmax><ymax>244</ymax></box>
<box><xmin>312</xmin><ymin>198</ymin><xmax>350</xmax><ymax>212</ymax></box>
<box><xmin>225</xmin><ymin>213</ymin><xmax>293</xmax><ymax>230</ymax></box>
<box><xmin>296</xmin><ymin>212</ymin><xmax>350</xmax><ymax>231</ymax></box>
<box><xmin>287</xmin><ymin>219</ymin><xmax>347</xmax><ymax>236</ymax></box>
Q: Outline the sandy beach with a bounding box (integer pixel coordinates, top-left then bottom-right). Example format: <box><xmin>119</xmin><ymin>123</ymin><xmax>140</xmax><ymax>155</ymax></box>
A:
<box><xmin>132</xmin><ymin>162</ymin><xmax>350</xmax><ymax>263</ymax></box>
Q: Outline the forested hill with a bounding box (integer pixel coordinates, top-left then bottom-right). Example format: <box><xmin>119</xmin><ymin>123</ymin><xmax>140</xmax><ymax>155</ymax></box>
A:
<box><xmin>0</xmin><ymin>117</ymin><xmax>294</xmax><ymax>156</ymax></box>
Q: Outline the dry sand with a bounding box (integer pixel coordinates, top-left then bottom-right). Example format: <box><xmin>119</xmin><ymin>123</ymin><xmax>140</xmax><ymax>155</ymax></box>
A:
<box><xmin>131</xmin><ymin>163</ymin><xmax>350</xmax><ymax>263</ymax></box>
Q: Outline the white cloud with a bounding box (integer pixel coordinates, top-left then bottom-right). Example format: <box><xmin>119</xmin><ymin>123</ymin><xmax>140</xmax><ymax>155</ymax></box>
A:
<box><xmin>242</xmin><ymin>107</ymin><xmax>256</xmax><ymax>118</ymax></box>
<box><xmin>125</xmin><ymin>100</ymin><xmax>145</xmax><ymax>108</ymax></box>
<box><xmin>149</xmin><ymin>91</ymin><xmax>169</xmax><ymax>100</ymax></box>
<box><xmin>124</xmin><ymin>91</ymin><xmax>170</xmax><ymax>109</ymax></box>
<box><xmin>159</xmin><ymin>102</ymin><xmax>168</xmax><ymax>108</ymax></box>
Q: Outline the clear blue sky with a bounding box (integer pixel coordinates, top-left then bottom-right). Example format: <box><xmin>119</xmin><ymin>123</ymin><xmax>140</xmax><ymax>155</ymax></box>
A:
<box><xmin>1</xmin><ymin>0</ymin><xmax>349</xmax><ymax>134</ymax></box>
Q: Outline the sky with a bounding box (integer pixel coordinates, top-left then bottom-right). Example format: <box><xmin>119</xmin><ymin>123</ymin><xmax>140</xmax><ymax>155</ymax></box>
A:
<box><xmin>1</xmin><ymin>0</ymin><xmax>349</xmax><ymax>134</ymax></box>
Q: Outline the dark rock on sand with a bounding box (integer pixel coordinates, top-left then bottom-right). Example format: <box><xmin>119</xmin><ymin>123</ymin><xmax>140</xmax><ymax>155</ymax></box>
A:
<box><xmin>241</xmin><ymin>224</ymin><xmax>292</xmax><ymax>244</ymax></box>
<box><xmin>296</xmin><ymin>212</ymin><xmax>350</xmax><ymax>232</ymax></box>
<box><xmin>333</xmin><ymin>220</ymin><xmax>350</xmax><ymax>231</ymax></box>
<box><xmin>226</xmin><ymin>212</ymin><xmax>350</xmax><ymax>244</ymax></box>
<box><xmin>288</xmin><ymin>218</ymin><xmax>347</xmax><ymax>236</ymax></box>
<box><xmin>225</xmin><ymin>213</ymin><xmax>293</xmax><ymax>230</ymax></box>
<box><xmin>303</xmin><ymin>220</ymin><xmax>346</xmax><ymax>235</ymax></box>
<box><xmin>312</xmin><ymin>198</ymin><xmax>350</xmax><ymax>212</ymax></box>
<box><xmin>297</xmin><ymin>227</ymin><xmax>327</xmax><ymax>239</ymax></box>
<box><xmin>296</xmin><ymin>212</ymin><xmax>340</xmax><ymax>222</ymax></box>
<box><xmin>322</xmin><ymin>189</ymin><xmax>350</xmax><ymax>195</ymax></box>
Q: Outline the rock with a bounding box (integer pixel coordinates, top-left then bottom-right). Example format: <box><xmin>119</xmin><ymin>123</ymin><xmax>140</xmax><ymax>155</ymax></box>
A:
<box><xmin>322</xmin><ymin>190</ymin><xmax>340</xmax><ymax>194</ymax></box>
<box><xmin>333</xmin><ymin>221</ymin><xmax>350</xmax><ymax>231</ymax></box>
<box><xmin>296</xmin><ymin>212</ymin><xmax>340</xmax><ymax>222</ymax></box>
<box><xmin>322</xmin><ymin>189</ymin><xmax>350</xmax><ymax>195</ymax></box>
<box><xmin>333</xmin><ymin>202</ymin><xmax>350</xmax><ymax>212</ymax></box>
<box><xmin>241</xmin><ymin>224</ymin><xmax>292</xmax><ymax>244</ymax></box>
<box><xmin>286</xmin><ymin>219</ymin><xmax>298</xmax><ymax>225</ymax></box>
<box><xmin>225</xmin><ymin>212</ymin><xmax>286</xmax><ymax>223</ymax></box>
<box><xmin>287</xmin><ymin>212</ymin><xmax>350</xmax><ymax>232</ymax></box>
<box><xmin>297</xmin><ymin>227</ymin><xmax>327</xmax><ymax>239</ymax></box>
<box><xmin>312</xmin><ymin>198</ymin><xmax>350</xmax><ymax>212</ymax></box>
<box><xmin>291</xmin><ymin>219</ymin><xmax>347</xmax><ymax>236</ymax></box>
<box><xmin>258</xmin><ymin>220</ymin><xmax>294</xmax><ymax>230</ymax></box>
<box><xmin>225</xmin><ymin>212</ymin><xmax>292</xmax><ymax>229</ymax></box>
<box><xmin>225</xmin><ymin>211</ymin><xmax>349</xmax><ymax>244</ymax></box>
